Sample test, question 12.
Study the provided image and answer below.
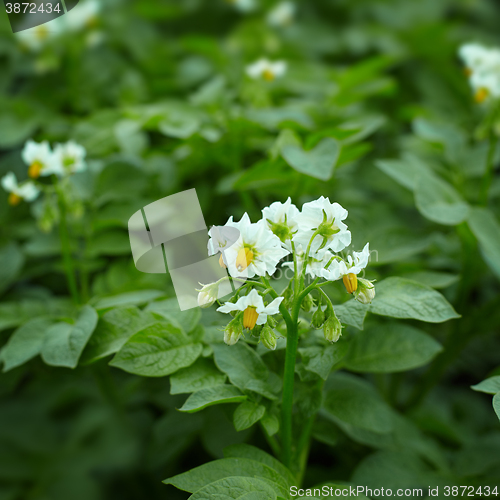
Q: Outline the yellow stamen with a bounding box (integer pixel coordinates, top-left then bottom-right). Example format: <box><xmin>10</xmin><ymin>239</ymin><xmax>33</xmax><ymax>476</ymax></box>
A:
<box><xmin>343</xmin><ymin>273</ymin><xmax>358</xmax><ymax>294</ymax></box>
<box><xmin>35</xmin><ymin>25</ymin><xmax>49</xmax><ymax>41</ymax></box>
<box><xmin>243</xmin><ymin>306</ymin><xmax>259</xmax><ymax>329</ymax></box>
<box><xmin>219</xmin><ymin>254</ymin><xmax>227</xmax><ymax>269</ymax></box>
<box><xmin>236</xmin><ymin>247</ymin><xmax>254</xmax><ymax>272</ymax></box>
<box><xmin>8</xmin><ymin>193</ymin><xmax>22</xmax><ymax>206</ymax></box>
<box><xmin>28</xmin><ymin>161</ymin><xmax>43</xmax><ymax>179</ymax></box>
<box><xmin>464</xmin><ymin>67</ymin><xmax>472</xmax><ymax>77</ymax></box>
<box><xmin>262</xmin><ymin>69</ymin><xmax>275</xmax><ymax>81</ymax></box>
<box><xmin>475</xmin><ymin>87</ymin><xmax>489</xmax><ymax>103</ymax></box>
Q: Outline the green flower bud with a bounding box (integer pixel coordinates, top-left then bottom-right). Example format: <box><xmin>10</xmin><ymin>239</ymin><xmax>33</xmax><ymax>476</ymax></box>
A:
<box><xmin>260</xmin><ymin>324</ymin><xmax>277</xmax><ymax>350</ymax></box>
<box><xmin>311</xmin><ymin>306</ymin><xmax>326</xmax><ymax>329</ymax></box>
<box><xmin>266</xmin><ymin>219</ymin><xmax>293</xmax><ymax>243</ymax></box>
<box><xmin>224</xmin><ymin>317</ymin><xmax>243</xmax><ymax>345</ymax></box>
<box><xmin>301</xmin><ymin>293</ymin><xmax>314</xmax><ymax>312</ymax></box>
<box><xmin>323</xmin><ymin>312</ymin><xmax>342</xmax><ymax>343</ymax></box>
<box><xmin>354</xmin><ymin>278</ymin><xmax>375</xmax><ymax>304</ymax></box>
<box><xmin>282</xmin><ymin>283</ymin><xmax>293</xmax><ymax>309</ymax></box>
<box><xmin>197</xmin><ymin>283</ymin><xmax>219</xmax><ymax>309</ymax></box>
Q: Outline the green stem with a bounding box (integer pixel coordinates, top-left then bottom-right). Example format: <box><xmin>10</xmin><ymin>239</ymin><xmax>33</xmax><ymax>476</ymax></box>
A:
<box><xmin>57</xmin><ymin>192</ymin><xmax>80</xmax><ymax>304</ymax></box>
<box><xmin>479</xmin><ymin>131</ymin><xmax>498</xmax><ymax>206</ymax></box>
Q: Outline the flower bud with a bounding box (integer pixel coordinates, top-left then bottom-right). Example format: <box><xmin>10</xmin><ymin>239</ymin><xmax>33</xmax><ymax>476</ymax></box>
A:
<box><xmin>196</xmin><ymin>283</ymin><xmax>219</xmax><ymax>309</ymax></box>
<box><xmin>311</xmin><ymin>306</ymin><xmax>326</xmax><ymax>329</ymax></box>
<box><xmin>323</xmin><ymin>312</ymin><xmax>342</xmax><ymax>343</ymax></box>
<box><xmin>260</xmin><ymin>325</ymin><xmax>277</xmax><ymax>350</ymax></box>
<box><xmin>224</xmin><ymin>317</ymin><xmax>243</xmax><ymax>345</ymax></box>
<box><xmin>266</xmin><ymin>219</ymin><xmax>292</xmax><ymax>243</ymax></box>
<box><xmin>301</xmin><ymin>293</ymin><xmax>314</xmax><ymax>312</ymax></box>
<box><xmin>282</xmin><ymin>283</ymin><xmax>293</xmax><ymax>309</ymax></box>
<box><xmin>354</xmin><ymin>278</ymin><xmax>375</xmax><ymax>304</ymax></box>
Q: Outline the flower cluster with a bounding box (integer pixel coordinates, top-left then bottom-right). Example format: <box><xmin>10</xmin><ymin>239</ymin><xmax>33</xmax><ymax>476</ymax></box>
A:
<box><xmin>1</xmin><ymin>139</ymin><xmax>87</xmax><ymax>206</ymax></box>
<box><xmin>459</xmin><ymin>43</ymin><xmax>500</xmax><ymax>103</ymax></box>
<box><xmin>201</xmin><ymin>197</ymin><xmax>375</xmax><ymax>347</ymax></box>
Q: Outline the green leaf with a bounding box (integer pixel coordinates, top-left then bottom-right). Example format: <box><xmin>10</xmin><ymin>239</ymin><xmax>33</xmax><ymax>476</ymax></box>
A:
<box><xmin>41</xmin><ymin>306</ymin><xmax>99</xmax><ymax>368</ymax></box>
<box><xmin>494</xmin><ymin>393</ymin><xmax>500</xmax><ymax>422</ymax></box>
<box><xmin>233</xmin><ymin>401</ymin><xmax>266</xmax><ymax>431</ymax></box>
<box><xmin>323</xmin><ymin>374</ymin><xmax>394</xmax><ymax>434</ymax></box>
<box><xmin>260</xmin><ymin>412</ymin><xmax>279</xmax><ymax>437</ymax></box>
<box><xmin>0</xmin><ymin>318</ymin><xmax>53</xmax><ymax>372</ymax></box>
<box><xmin>212</xmin><ymin>343</ymin><xmax>277</xmax><ymax>399</ymax></box>
<box><xmin>471</xmin><ymin>376</ymin><xmax>500</xmax><ymax>395</ymax></box>
<box><xmin>145</xmin><ymin>298</ymin><xmax>201</xmax><ymax>333</ymax></box>
<box><xmin>178</xmin><ymin>385</ymin><xmax>247</xmax><ymax>413</ymax></box>
<box><xmin>110</xmin><ymin>322</ymin><xmax>202</xmax><ymax>377</ymax></box>
<box><xmin>224</xmin><ymin>444</ymin><xmax>296</xmax><ymax>487</ymax></box>
<box><xmin>370</xmin><ymin>277</ymin><xmax>460</xmax><ymax>323</ymax></box>
<box><xmin>400</xmin><ymin>271</ymin><xmax>459</xmax><ymax>289</ymax></box>
<box><xmin>344</xmin><ymin>323</ymin><xmax>443</xmax><ymax>373</ymax></box>
<box><xmin>94</xmin><ymin>290</ymin><xmax>165</xmax><ymax>310</ymax></box>
<box><xmin>467</xmin><ymin>207</ymin><xmax>500</xmax><ymax>279</ymax></box>
<box><xmin>80</xmin><ymin>306</ymin><xmax>160</xmax><ymax>364</ymax></box>
<box><xmin>415</xmin><ymin>172</ymin><xmax>469</xmax><ymax>226</ymax></box>
<box><xmin>188</xmin><ymin>477</ymin><xmax>277</xmax><ymax>500</ymax></box>
<box><xmin>299</xmin><ymin>344</ymin><xmax>348</xmax><ymax>380</ymax></box>
<box><xmin>170</xmin><ymin>358</ymin><xmax>227</xmax><ymax>395</ymax></box>
<box><xmin>0</xmin><ymin>243</ymin><xmax>24</xmax><ymax>295</ymax></box>
<box><xmin>333</xmin><ymin>300</ymin><xmax>368</xmax><ymax>330</ymax></box>
<box><xmin>163</xmin><ymin>457</ymin><xmax>288</xmax><ymax>496</ymax></box>
<box><xmin>282</xmin><ymin>138</ymin><xmax>340</xmax><ymax>181</ymax></box>
<box><xmin>375</xmin><ymin>154</ymin><xmax>432</xmax><ymax>191</ymax></box>
<box><xmin>270</xmin><ymin>128</ymin><xmax>301</xmax><ymax>159</ymax></box>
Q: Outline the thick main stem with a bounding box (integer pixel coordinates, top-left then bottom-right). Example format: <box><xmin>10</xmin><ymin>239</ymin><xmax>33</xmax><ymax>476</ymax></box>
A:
<box><xmin>281</xmin><ymin>304</ymin><xmax>299</xmax><ymax>470</ymax></box>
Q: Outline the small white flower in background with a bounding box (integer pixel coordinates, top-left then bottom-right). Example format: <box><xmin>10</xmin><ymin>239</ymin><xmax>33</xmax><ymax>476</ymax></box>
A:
<box><xmin>22</xmin><ymin>140</ymin><xmax>61</xmax><ymax>178</ymax></box>
<box><xmin>217</xmin><ymin>289</ymin><xmax>284</xmax><ymax>329</ymax></box>
<box><xmin>267</xmin><ymin>1</ymin><xmax>296</xmax><ymax>27</ymax></box>
<box><xmin>223</xmin><ymin>213</ymin><xmax>290</xmax><ymax>279</ymax></box>
<box><xmin>65</xmin><ymin>0</ymin><xmax>101</xmax><ymax>31</ymax></box>
<box><xmin>246</xmin><ymin>58</ymin><xmax>287</xmax><ymax>81</ymax></box>
<box><xmin>53</xmin><ymin>141</ymin><xmax>87</xmax><ymax>175</ymax></box>
<box><xmin>226</xmin><ymin>0</ymin><xmax>257</xmax><ymax>13</ymax></box>
<box><xmin>14</xmin><ymin>19</ymin><xmax>61</xmax><ymax>52</ymax></box>
<box><xmin>1</xmin><ymin>172</ymin><xmax>40</xmax><ymax>206</ymax></box>
<box><xmin>197</xmin><ymin>283</ymin><xmax>219</xmax><ymax>309</ymax></box>
<box><xmin>293</xmin><ymin>196</ymin><xmax>351</xmax><ymax>255</ymax></box>
<box><xmin>261</xmin><ymin>197</ymin><xmax>299</xmax><ymax>249</ymax></box>
<box><xmin>459</xmin><ymin>43</ymin><xmax>500</xmax><ymax>103</ymax></box>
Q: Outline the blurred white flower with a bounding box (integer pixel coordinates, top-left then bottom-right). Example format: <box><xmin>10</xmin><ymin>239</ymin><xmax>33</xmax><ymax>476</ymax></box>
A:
<box><xmin>267</xmin><ymin>1</ymin><xmax>295</xmax><ymax>27</ymax></box>
<box><xmin>217</xmin><ymin>289</ymin><xmax>284</xmax><ymax>329</ymax></box>
<box><xmin>65</xmin><ymin>0</ymin><xmax>101</xmax><ymax>31</ymax></box>
<box><xmin>246</xmin><ymin>58</ymin><xmax>287</xmax><ymax>81</ymax></box>
<box><xmin>261</xmin><ymin>197</ymin><xmax>299</xmax><ymax>249</ymax></box>
<box><xmin>22</xmin><ymin>140</ymin><xmax>61</xmax><ymax>178</ymax></box>
<box><xmin>1</xmin><ymin>172</ymin><xmax>40</xmax><ymax>206</ymax></box>
<box><xmin>293</xmin><ymin>196</ymin><xmax>351</xmax><ymax>255</ymax></box>
<box><xmin>223</xmin><ymin>213</ymin><xmax>290</xmax><ymax>278</ymax></box>
<box><xmin>53</xmin><ymin>141</ymin><xmax>87</xmax><ymax>175</ymax></box>
<box><xmin>14</xmin><ymin>18</ymin><xmax>62</xmax><ymax>51</ymax></box>
<box><xmin>459</xmin><ymin>43</ymin><xmax>500</xmax><ymax>102</ymax></box>
<box><xmin>226</xmin><ymin>0</ymin><xmax>257</xmax><ymax>13</ymax></box>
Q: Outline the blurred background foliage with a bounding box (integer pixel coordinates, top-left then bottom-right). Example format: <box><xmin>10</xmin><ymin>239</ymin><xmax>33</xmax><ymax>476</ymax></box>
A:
<box><xmin>0</xmin><ymin>0</ymin><xmax>499</xmax><ymax>499</ymax></box>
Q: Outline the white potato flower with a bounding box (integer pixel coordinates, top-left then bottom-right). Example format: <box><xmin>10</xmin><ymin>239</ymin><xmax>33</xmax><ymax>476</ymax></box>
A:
<box><xmin>246</xmin><ymin>58</ymin><xmax>287</xmax><ymax>81</ymax></box>
<box><xmin>22</xmin><ymin>140</ymin><xmax>61</xmax><ymax>178</ymax></box>
<box><xmin>267</xmin><ymin>1</ymin><xmax>295</xmax><ymax>27</ymax></box>
<box><xmin>223</xmin><ymin>213</ymin><xmax>290</xmax><ymax>279</ymax></box>
<box><xmin>65</xmin><ymin>0</ymin><xmax>101</xmax><ymax>31</ymax></box>
<box><xmin>208</xmin><ymin>225</ymin><xmax>241</xmax><ymax>267</ymax></box>
<box><xmin>53</xmin><ymin>141</ymin><xmax>87</xmax><ymax>175</ymax></box>
<box><xmin>293</xmin><ymin>196</ymin><xmax>351</xmax><ymax>255</ymax></box>
<box><xmin>217</xmin><ymin>289</ymin><xmax>284</xmax><ymax>329</ymax></box>
<box><xmin>459</xmin><ymin>43</ymin><xmax>500</xmax><ymax>102</ymax></box>
<box><xmin>320</xmin><ymin>243</ymin><xmax>370</xmax><ymax>282</ymax></box>
<box><xmin>1</xmin><ymin>172</ymin><xmax>40</xmax><ymax>206</ymax></box>
<box><xmin>261</xmin><ymin>197</ymin><xmax>299</xmax><ymax>249</ymax></box>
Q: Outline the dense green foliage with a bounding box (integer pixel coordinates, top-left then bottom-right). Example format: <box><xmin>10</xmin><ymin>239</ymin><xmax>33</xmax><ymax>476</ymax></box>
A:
<box><xmin>0</xmin><ymin>0</ymin><xmax>499</xmax><ymax>499</ymax></box>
